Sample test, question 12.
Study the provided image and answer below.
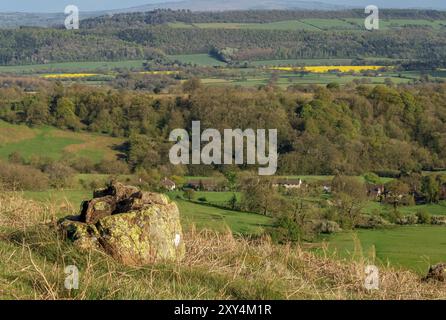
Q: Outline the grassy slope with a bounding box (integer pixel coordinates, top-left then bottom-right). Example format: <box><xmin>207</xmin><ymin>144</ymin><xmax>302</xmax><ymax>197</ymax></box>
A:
<box><xmin>322</xmin><ymin>226</ymin><xmax>446</xmax><ymax>274</ymax></box>
<box><xmin>0</xmin><ymin>192</ymin><xmax>444</xmax><ymax>299</ymax></box>
<box><xmin>0</xmin><ymin>120</ymin><xmax>124</xmax><ymax>163</ymax></box>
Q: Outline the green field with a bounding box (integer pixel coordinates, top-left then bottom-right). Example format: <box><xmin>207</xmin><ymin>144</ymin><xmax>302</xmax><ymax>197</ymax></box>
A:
<box><xmin>0</xmin><ymin>120</ymin><xmax>123</xmax><ymax>163</ymax></box>
<box><xmin>204</xmin><ymin>72</ymin><xmax>414</xmax><ymax>88</ymax></box>
<box><xmin>345</xmin><ymin>18</ymin><xmax>446</xmax><ymax>30</ymax></box>
<box><xmin>0</xmin><ymin>60</ymin><xmax>146</xmax><ymax>74</ymax></box>
<box><xmin>168</xmin><ymin>54</ymin><xmax>226</xmax><ymax>67</ymax></box>
<box><xmin>168</xmin><ymin>191</ymin><xmax>241</xmax><ymax>203</ymax></box>
<box><xmin>322</xmin><ymin>226</ymin><xmax>446</xmax><ymax>274</ymax></box>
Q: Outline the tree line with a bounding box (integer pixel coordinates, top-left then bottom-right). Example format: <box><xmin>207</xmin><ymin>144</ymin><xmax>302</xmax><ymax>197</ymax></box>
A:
<box><xmin>2</xmin><ymin>79</ymin><xmax>446</xmax><ymax>176</ymax></box>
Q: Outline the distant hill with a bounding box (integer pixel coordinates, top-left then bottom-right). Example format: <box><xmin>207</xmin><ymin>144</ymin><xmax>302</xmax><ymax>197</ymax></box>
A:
<box><xmin>0</xmin><ymin>1</ymin><xmax>346</xmax><ymax>28</ymax></box>
<box><xmin>123</xmin><ymin>0</ymin><xmax>347</xmax><ymax>12</ymax></box>
<box><xmin>0</xmin><ymin>0</ymin><xmax>445</xmax><ymax>28</ymax></box>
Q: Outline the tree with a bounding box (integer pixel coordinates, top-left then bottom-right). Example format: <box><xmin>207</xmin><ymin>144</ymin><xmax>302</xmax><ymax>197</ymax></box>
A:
<box><xmin>128</xmin><ymin>134</ymin><xmax>161</xmax><ymax>170</ymax></box>
<box><xmin>241</xmin><ymin>176</ymin><xmax>279</xmax><ymax>216</ymax></box>
<box><xmin>228</xmin><ymin>193</ymin><xmax>238</xmax><ymax>210</ymax></box>
<box><xmin>385</xmin><ymin>180</ymin><xmax>411</xmax><ymax>211</ymax></box>
<box><xmin>54</xmin><ymin>97</ymin><xmax>81</xmax><ymax>130</ymax></box>
<box><xmin>182</xmin><ymin>78</ymin><xmax>202</xmax><ymax>93</ymax></box>
<box><xmin>23</xmin><ymin>95</ymin><xmax>49</xmax><ymax>126</ymax></box>
<box><xmin>183</xmin><ymin>189</ymin><xmax>195</xmax><ymax>201</ymax></box>
<box><xmin>421</xmin><ymin>175</ymin><xmax>440</xmax><ymax>204</ymax></box>
<box><xmin>331</xmin><ymin>175</ymin><xmax>367</xmax><ymax>228</ymax></box>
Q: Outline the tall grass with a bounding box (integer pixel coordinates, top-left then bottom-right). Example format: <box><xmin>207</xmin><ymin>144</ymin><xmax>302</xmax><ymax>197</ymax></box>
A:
<box><xmin>0</xmin><ymin>192</ymin><xmax>445</xmax><ymax>300</ymax></box>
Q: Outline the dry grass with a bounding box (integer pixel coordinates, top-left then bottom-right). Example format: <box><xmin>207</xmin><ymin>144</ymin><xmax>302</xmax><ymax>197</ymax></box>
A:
<box><xmin>0</xmin><ymin>121</ymin><xmax>37</xmax><ymax>145</ymax></box>
<box><xmin>0</xmin><ymin>192</ymin><xmax>445</xmax><ymax>300</ymax></box>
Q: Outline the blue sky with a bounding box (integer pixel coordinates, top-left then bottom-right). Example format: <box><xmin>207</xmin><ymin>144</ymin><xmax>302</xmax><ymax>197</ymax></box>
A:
<box><xmin>0</xmin><ymin>0</ymin><xmax>179</xmax><ymax>12</ymax></box>
<box><xmin>0</xmin><ymin>0</ymin><xmax>444</xmax><ymax>12</ymax></box>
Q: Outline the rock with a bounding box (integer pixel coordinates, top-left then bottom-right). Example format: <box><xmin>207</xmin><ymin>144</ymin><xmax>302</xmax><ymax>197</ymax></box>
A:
<box><xmin>59</xmin><ymin>218</ymin><xmax>100</xmax><ymax>250</ymax></box>
<box><xmin>59</xmin><ymin>182</ymin><xmax>185</xmax><ymax>265</ymax></box>
<box><xmin>80</xmin><ymin>195</ymin><xmax>116</xmax><ymax>224</ymax></box>
<box><xmin>96</xmin><ymin>202</ymin><xmax>185</xmax><ymax>265</ymax></box>
<box><xmin>423</xmin><ymin>263</ymin><xmax>446</xmax><ymax>282</ymax></box>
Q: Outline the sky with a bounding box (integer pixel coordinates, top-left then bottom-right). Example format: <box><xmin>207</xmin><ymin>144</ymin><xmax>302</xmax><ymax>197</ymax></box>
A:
<box><xmin>0</xmin><ymin>0</ymin><xmax>444</xmax><ymax>13</ymax></box>
<box><xmin>0</xmin><ymin>0</ymin><xmax>179</xmax><ymax>12</ymax></box>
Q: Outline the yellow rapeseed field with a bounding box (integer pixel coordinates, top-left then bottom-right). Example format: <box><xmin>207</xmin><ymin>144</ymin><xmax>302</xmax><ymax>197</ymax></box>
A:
<box><xmin>41</xmin><ymin>73</ymin><xmax>99</xmax><ymax>79</ymax></box>
<box><xmin>270</xmin><ymin>65</ymin><xmax>385</xmax><ymax>73</ymax></box>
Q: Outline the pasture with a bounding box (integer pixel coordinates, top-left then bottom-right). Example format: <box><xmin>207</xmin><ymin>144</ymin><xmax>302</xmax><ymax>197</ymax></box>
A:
<box><xmin>322</xmin><ymin>226</ymin><xmax>446</xmax><ymax>274</ymax></box>
<box><xmin>168</xmin><ymin>54</ymin><xmax>226</xmax><ymax>67</ymax></box>
<box><xmin>0</xmin><ymin>60</ymin><xmax>146</xmax><ymax>74</ymax></box>
<box><xmin>0</xmin><ymin>120</ymin><xmax>123</xmax><ymax>163</ymax></box>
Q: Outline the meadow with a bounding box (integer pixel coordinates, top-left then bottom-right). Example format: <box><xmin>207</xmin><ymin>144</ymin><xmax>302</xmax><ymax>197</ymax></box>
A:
<box><xmin>322</xmin><ymin>226</ymin><xmax>446</xmax><ymax>274</ymax></box>
<box><xmin>168</xmin><ymin>54</ymin><xmax>227</xmax><ymax>67</ymax></box>
<box><xmin>0</xmin><ymin>60</ymin><xmax>146</xmax><ymax>74</ymax></box>
<box><xmin>0</xmin><ymin>120</ymin><xmax>123</xmax><ymax>163</ymax></box>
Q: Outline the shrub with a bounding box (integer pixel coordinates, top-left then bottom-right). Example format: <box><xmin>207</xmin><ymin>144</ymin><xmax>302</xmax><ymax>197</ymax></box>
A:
<box><xmin>269</xmin><ymin>216</ymin><xmax>301</xmax><ymax>244</ymax></box>
<box><xmin>0</xmin><ymin>161</ymin><xmax>49</xmax><ymax>191</ymax></box>
<box><xmin>43</xmin><ymin>162</ymin><xmax>75</xmax><ymax>189</ymax></box>
<box><xmin>387</xmin><ymin>210</ymin><xmax>403</xmax><ymax>224</ymax></box>
<box><xmin>8</xmin><ymin>151</ymin><xmax>25</xmax><ymax>164</ymax></box>
<box><xmin>416</xmin><ymin>210</ymin><xmax>432</xmax><ymax>224</ymax></box>
<box><xmin>70</xmin><ymin>157</ymin><xmax>96</xmax><ymax>173</ymax></box>
<box><xmin>197</xmin><ymin>197</ymin><xmax>207</xmax><ymax>202</ymax></box>
<box><xmin>95</xmin><ymin>159</ymin><xmax>130</xmax><ymax>175</ymax></box>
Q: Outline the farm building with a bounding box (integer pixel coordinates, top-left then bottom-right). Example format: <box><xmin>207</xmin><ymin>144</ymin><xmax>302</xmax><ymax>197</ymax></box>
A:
<box><xmin>273</xmin><ymin>178</ymin><xmax>303</xmax><ymax>189</ymax></box>
<box><xmin>161</xmin><ymin>177</ymin><xmax>176</xmax><ymax>191</ymax></box>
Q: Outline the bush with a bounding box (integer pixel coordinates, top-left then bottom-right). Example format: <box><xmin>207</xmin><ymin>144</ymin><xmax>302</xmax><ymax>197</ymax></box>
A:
<box><xmin>95</xmin><ymin>159</ymin><xmax>130</xmax><ymax>175</ymax></box>
<box><xmin>70</xmin><ymin>157</ymin><xmax>96</xmax><ymax>173</ymax></box>
<box><xmin>43</xmin><ymin>162</ymin><xmax>75</xmax><ymax>189</ymax></box>
<box><xmin>416</xmin><ymin>210</ymin><xmax>432</xmax><ymax>224</ymax></box>
<box><xmin>0</xmin><ymin>161</ymin><xmax>49</xmax><ymax>191</ymax></box>
<box><xmin>269</xmin><ymin>216</ymin><xmax>301</xmax><ymax>244</ymax></box>
<box><xmin>387</xmin><ymin>210</ymin><xmax>404</xmax><ymax>224</ymax></box>
<box><xmin>197</xmin><ymin>197</ymin><xmax>207</xmax><ymax>202</ymax></box>
<box><xmin>8</xmin><ymin>151</ymin><xmax>25</xmax><ymax>164</ymax></box>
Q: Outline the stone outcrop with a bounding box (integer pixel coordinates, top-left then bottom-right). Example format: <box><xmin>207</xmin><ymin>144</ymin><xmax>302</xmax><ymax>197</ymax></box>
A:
<box><xmin>59</xmin><ymin>182</ymin><xmax>185</xmax><ymax>265</ymax></box>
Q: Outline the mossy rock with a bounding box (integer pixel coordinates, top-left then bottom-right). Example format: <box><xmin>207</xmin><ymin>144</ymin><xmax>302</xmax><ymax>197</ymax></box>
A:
<box><xmin>59</xmin><ymin>189</ymin><xmax>185</xmax><ymax>266</ymax></box>
<box><xmin>96</xmin><ymin>202</ymin><xmax>185</xmax><ymax>265</ymax></box>
<box><xmin>59</xmin><ymin>219</ymin><xmax>100</xmax><ymax>250</ymax></box>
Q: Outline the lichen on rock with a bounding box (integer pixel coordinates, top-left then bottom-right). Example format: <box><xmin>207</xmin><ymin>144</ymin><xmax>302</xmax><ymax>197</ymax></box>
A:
<box><xmin>59</xmin><ymin>182</ymin><xmax>185</xmax><ymax>265</ymax></box>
